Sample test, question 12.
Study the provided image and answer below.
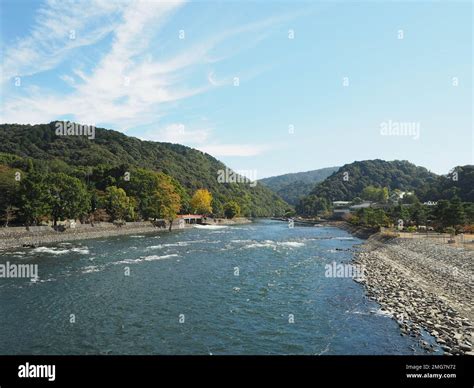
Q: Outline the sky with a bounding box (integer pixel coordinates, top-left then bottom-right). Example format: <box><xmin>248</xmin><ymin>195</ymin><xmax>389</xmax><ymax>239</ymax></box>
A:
<box><xmin>0</xmin><ymin>0</ymin><xmax>472</xmax><ymax>179</ymax></box>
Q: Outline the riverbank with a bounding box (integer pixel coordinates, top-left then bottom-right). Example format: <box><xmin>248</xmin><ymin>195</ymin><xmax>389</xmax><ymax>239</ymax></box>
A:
<box><xmin>326</xmin><ymin>221</ymin><xmax>377</xmax><ymax>239</ymax></box>
<box><xmin>354</xmin><ymin>234</ymin><xmax>474</xmax><ymax>355</ymax></box>
<box><xmin>0</xmin><ymin>217</ymin><xmax>251</xmax><ymax>250</ymax></box>
<box><xmin>270</xmin><ymin>218</ymin><xmax>378</xmax><ymax>239</ymax></box>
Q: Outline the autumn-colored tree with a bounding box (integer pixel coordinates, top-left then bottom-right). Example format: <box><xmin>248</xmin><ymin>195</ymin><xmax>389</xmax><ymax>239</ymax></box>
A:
<box><xmin>190</xmin><ymin>189</ymin><xmax>213</xmax><ymax>215</ymax></box>
<box><xmin>148</xmin><ymin>172</ymin><xmax>181</xmax><ymax>230</ymax></box>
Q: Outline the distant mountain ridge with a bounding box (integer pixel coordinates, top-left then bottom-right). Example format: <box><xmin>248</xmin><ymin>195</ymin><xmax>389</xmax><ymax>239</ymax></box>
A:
<box><xmin>304</xmin><ymin>159</ymin><xmax>473</xmax><ymax>203</ymax></box>
<box><xmin>259</xmin><ymin>167</ymin><xmax>339</xmax><ymax>205</ymax></box>
<box><xmin>260</xmin><ymin>159</ymin><xmax>473</xmax><ymax>216</ymax></box>
<box><xmin>307</xmin><ymin>159</ymin><xmax>438</xmax><ymax>202</ymax></box>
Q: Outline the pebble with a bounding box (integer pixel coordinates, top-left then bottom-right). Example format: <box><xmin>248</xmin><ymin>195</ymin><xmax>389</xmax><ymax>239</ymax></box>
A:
<box><xmin>354</xmin><ymin>235</ymin><xmax>473</xmax><ymax>355</ymax></box>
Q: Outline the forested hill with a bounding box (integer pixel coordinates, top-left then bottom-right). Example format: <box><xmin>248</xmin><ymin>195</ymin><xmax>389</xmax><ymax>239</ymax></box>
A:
<box><xmin>259</xmin><ymin>167</ymin><xmax>339</xmax><ymax>205</ymax></box>
<box><xmin>307</xmin><ymin>160</ymin><xmax>440</xmax><ymax>202</ymax></box>
<box><xmin>294</xmin><ymin>159</ymin><xmax>473</xmax><ymax>225</ymax></box>
<box><xmin>0</xmin><ymin>122</ymin><xmax>289</xmax><ymax>217</ymax></box>
<box><xmin>431</xmin><ymin>164</ymin><xmax>474</xmax><ymax>202</ymax></box>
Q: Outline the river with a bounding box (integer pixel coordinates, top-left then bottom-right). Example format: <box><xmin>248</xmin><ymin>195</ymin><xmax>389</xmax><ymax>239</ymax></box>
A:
<box><xmin>0</xmin><ymin>219</ymin><xmax>431</xmax><ymax>354</ymax></box>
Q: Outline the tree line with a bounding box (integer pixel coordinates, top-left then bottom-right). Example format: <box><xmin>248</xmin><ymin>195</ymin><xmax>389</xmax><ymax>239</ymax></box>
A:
<box><xmin>0</xmin><ymin>161</ymin><xmax>244</xmax><ymax>228</ymax></box>
<box><xmin>349</xmin><ymin>197</ymin><xmax>473</xmax><ymax>233</ymax></box>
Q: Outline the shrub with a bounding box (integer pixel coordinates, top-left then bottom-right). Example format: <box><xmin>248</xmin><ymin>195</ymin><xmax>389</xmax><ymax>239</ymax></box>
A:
<box><xmin>444</xmin><ymin>226</ymin><xmax>456</xmax><ymax>236</ymax></box>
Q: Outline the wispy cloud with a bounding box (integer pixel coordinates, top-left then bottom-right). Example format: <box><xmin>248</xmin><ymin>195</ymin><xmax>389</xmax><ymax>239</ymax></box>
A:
<box><xmin>141</xmin><ymin>123</ymin><xmax>211</xmax><ymax>144</ymax></box>
<box><xmin>198</xmin><ymin>143</ymin><xmax>270</xmax><ymax>157</ymax></box>
<box><xmin>140</xmin><ymin>122</ymin><xmax>271</xmax><ymax>157</ymax></box>
<box><xmin>1</xmin><ymin>0</ymin><xmax>189</xmax><ymax>127</ymax></box>
<box><xmin>1</xmin><ymin>0</ymin><xmax>294</xmax><ymax>157</ymax></box>
<box><xmin>1</xmin><ymin>0</ymin><xmax>126</xmax><ymax>83</ymax></box>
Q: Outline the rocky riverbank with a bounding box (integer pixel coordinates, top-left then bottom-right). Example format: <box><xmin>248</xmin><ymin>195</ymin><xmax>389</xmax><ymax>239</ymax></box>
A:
<box><xmin>354</xmin><ymin>235</ymin><xmax>474</xmax><ymax>355</ymax></box>
<box><xmin>328</xmin><ymin>221</ymin><xmax>377</xmax><ymax>239</ymax></box>
<box><xmin>0</xmin><ymin>218</ymin><xmax>251</xmax><ymax>250</ymax></box>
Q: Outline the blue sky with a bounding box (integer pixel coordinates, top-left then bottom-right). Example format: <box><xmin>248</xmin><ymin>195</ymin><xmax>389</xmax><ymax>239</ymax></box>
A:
<box><xmin>0</xmin><ymin>0</ymin><xmax>472</xmax><ymax>178</ymax></box>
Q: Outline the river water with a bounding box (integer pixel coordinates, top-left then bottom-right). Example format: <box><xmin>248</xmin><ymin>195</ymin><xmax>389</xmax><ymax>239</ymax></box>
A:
<box><xmin>0</xmin><ymin>219</ymin><xmax>430</xmax><ymax>354</ymax></box>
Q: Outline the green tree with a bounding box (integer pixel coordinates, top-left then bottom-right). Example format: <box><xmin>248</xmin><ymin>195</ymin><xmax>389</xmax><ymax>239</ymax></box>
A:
<box><xmin>47</xmin><ymin>173</ymin><xmax>91</xmax><ymax>226</ymax></box>
<box><xmin>434</xmin><ymin>200</ymin><xmax>450</xmax><ymax>228</ymax></box>
<box><xmin>374</xmin><ymin>209</ymin><xmax>390</xmax><ymax>227</ymax></box>
<box><xmin>0</xmin><ymin>166</ymin><xmax>20</xmax><ymax>226</ymax></box>
<box><xmin>105</xmin><ymin>186</ymin><xmax>134</xmax><ymax>221</ymax></box>
<box><xmin>463</xmin><ymin>202</ymin><xmax>474</xmax><ymax>224</ymax></box>
<box><xmin>357</xmin><ymin>208</ymin><xmax>390</xmax><ymax>228</ymax></box>
<box><xmin>402</xmin><ymin>193</ymin><xmax>420</xmax><ymax>205</ymax></box>
<box><xmin>19</xmin><ymin>172</ymin><xmax>52</xmax><ymax>225</ymax></box>
<box><xmin>296</xmin><ymin>195</ymin><xmax>329</xmax><ymax>216</ymax></box>
<box><xmin>446</xmin><ymin>196</ymin><xmax>465</xmax><ymax>228</ymax></box>
<box><xmin>411</xmin><ymin>203</ymin><xmax>428</xmax><ymax>226</ymax></box>
<box><xmin>211</xmin><ymin>198</ymin><xmax>224</xmax><ymax>218</ymax></box>
<box><xmin>224</xmin><ymin>201</ymin><xmax>240</xmax><ymax>219</ymax></box>
<box><xmin>361</xmin><ymin>186</ymin><xmax>379</xmax><ymax>202</ymax></box>
<box><xmin>121</xmin><ymin>168</ymin><xmax>160</xmax><ymax>220</ymax></box>
<box><xmin>361</xmin><ymin>186</ymin><xmax>389</xmax><ymax>203</ymax></box>
<box><xmin>393</xmin><ymin>204</ymin><xmax>411</xmax><ymax>224</ymax></box>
